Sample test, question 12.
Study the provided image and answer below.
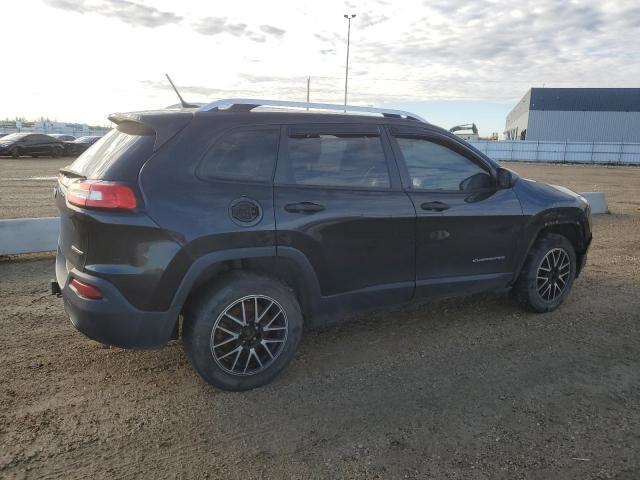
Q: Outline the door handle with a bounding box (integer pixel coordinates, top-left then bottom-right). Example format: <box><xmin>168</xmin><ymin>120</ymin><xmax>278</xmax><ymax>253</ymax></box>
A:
<box><xmin>421</xmin><ymin>201</ymin><xmax>450</xmax><ymax>212</ymax></box>
<box><xmin>284</xmin><ymin>202</ymin><xmax>325</xmax><ymax>214</ymax></box>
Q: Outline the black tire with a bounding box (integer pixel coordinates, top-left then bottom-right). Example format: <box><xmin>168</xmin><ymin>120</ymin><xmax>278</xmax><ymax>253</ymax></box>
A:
<box><xmin>183</xmin><ymin>271</ymin><xmax>303</xmax><ymax>391</ymax></box>
<box><xmin>31</xmin><ymin>155</ymin><xmax>39</xmax><ymax>158</ymax></box>
<box><xmin>10</xmin><ymin>148</ymin><xmax>20</xmax><ymax>159</ymax></box>
<box><xmin>51</xmin><ymin>147</ymin><xmax>62</xmax><ymax>158</ymax></box>
<box><xmin>513</xmin><ymin>233</ymin><xmax>576</xmax><ymax>313</ymax></box>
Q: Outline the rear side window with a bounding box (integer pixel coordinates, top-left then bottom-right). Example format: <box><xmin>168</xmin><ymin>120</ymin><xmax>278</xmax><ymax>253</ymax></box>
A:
<box><xmin>286</xmin><ymin>133</ymin><xmax>390</xmax><ymax>188</ymax></box>
<box><xmin>198</xmin><ymin>128</ymin><xmax>280</xmax><ymax>182</ymax></box>
<box><xmin>69</xmin><ymin>122</ymin><xmax>155</xmax><ymax>179</ymax></box>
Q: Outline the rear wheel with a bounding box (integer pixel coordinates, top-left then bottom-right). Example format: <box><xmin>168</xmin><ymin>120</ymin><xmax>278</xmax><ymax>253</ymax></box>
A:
<box><xmin>183</xmin><ymin>271</ymin><xmax>303</xmax><ymax>391</ymax></box>
<box><xmin>513</xmin><ymin>233</ymin><xmax>576</xmax><ymax>312</ymax></box>
<box><xmin>51</xmin><ymin>147</ymin><xmax>62</xmax><ymax>158</ymax></box>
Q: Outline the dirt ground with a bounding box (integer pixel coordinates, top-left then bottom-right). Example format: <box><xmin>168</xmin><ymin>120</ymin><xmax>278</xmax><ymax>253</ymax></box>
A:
<box><xmin>1</xmin><ymin>157</ymin><xmax>640</xmax><ymax>218</ymax></box>
<box><xmin>1</xmin><ymin>162</ymin><xmax>639</xmax><ymax>479</ymax></box>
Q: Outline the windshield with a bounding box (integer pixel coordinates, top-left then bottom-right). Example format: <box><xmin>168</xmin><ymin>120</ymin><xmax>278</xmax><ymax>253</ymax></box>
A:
<box><xmin>0</xmin><ymin>133</ymin><xmax>29</xmax><ymax>142</ymax></box>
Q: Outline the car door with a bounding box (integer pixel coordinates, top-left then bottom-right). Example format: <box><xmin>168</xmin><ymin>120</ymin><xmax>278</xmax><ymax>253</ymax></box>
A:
<box><xmin>21</xmin><ymin>134</ymin><xmax>37</xmax><ymax>155</ymax></box>
<box><xmin>274</xmin><ymin>123</ymin><xmax>416</xmax><ymax>310</ymax></box>
<box><xmin>35</xmin><ymin>135</ymin><xmax>51</xmax><ymax>154</ymax></box>
<box><xmin>388</xmin><ymin>126</ymin><xmax>525</xmax><ymax>299</ymax></box>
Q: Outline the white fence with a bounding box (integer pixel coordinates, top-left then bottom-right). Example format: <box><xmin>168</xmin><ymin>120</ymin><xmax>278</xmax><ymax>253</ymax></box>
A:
<box><xmin>468</xmin><ymin>140</ymin><xmax>640</xmax><ymax>165</ymax></box>
<box><xmin>0</xmin><ymin>128</ymin><xmax>109</xmax><ymax>137</ymax></box>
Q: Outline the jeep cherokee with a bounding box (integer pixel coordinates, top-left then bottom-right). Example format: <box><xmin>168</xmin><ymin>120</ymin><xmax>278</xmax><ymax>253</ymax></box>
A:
<box><xmin>53</xmin><ymin>99</ymin><xmax>592</xmax><ymax>391</ymax></box>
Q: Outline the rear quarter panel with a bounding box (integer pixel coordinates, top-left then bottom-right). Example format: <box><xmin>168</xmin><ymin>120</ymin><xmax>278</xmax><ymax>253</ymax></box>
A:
<box><xmin>138</xmin><ymin>115</ymin><xmax>279</xmax><ymax>306</ymax></box>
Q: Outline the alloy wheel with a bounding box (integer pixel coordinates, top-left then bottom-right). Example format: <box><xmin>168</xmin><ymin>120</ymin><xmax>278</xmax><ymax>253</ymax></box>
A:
<box><xmin>536</xmin><ymin>247</ymin><xmax>570</xmax><ymax>302</ymax></box>
<box><xmin>210</xmin><ymin>295</ymin><xmax>288</xmax><ymax>376</ymax></box>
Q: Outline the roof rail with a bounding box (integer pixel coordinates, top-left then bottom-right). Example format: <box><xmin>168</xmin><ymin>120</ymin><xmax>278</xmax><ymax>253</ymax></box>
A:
<box><xmin>196</xmin><ymin>98</ymin><xmax>427</xmax><ymax>122</ymax></box>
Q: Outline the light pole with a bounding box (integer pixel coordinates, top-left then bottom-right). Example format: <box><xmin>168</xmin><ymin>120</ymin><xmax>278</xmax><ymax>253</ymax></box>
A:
<box><xmin>343</xmin><ymin>13</ymin><xmax>356</xmax><ymax>107</ymax></box>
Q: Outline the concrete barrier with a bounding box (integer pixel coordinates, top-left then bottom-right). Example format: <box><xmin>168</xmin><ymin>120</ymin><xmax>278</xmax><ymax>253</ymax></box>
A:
<box><xmin>0</xmin><ymin>217</ymin><xmax>59</xmax><ymax>255</ymax></box>
<box><xmin>580</xmin><ymin>192</ymin><xmax>609</xmax><ymax>214</ymax></box>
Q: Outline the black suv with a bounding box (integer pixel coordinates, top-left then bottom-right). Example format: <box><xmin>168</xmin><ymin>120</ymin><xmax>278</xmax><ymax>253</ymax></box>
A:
<box><xmin>0</xmin><ymin>133</ymin><xmax>64</xmax><ymax>158</ymax></box>
<box><xmin>54</xmin><ymin>100</ymin><xmax>592</xmax><ymax>391</ymax></box>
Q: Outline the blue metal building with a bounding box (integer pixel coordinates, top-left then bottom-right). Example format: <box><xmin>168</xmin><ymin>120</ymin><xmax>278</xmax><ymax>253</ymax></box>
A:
<box><xmin>505</xmin><ymin>88</ymin><xmax>640</xmax><ymax>142</ymax></box>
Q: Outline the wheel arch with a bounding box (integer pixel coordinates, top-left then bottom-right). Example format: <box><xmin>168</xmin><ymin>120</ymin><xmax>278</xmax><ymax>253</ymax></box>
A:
<box><xmin>173</xmin><ymin>247</ymin><xmax>321</xmax><ymax>329</ymax></box>
<box><xmin>514</xmin><ymin>212</ymin><xmax>589</xmax><ymax>282</ymax></box>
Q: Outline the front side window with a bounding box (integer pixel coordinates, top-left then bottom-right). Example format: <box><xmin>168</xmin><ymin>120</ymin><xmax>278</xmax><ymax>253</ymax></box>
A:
<box><xmin>286</xmin><ymin>133</ymin><xmax>390</xmax><ymax>188</ymax></box>
<box><xmin>396</xmin><ymin>137</ymin><xmax>492</xmax><ymax>191</ymax></box>
<box><xmin>199</xmin><ymin>128</ymin><xmax>279</xmax><ymax>182</ymax></box>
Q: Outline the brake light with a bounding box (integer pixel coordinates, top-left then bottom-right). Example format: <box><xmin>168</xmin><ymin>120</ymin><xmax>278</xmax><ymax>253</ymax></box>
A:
<box><xmin>70</xmin><ymin>278</ymin><xmax>103</xmax><ymax>300</ymax></box>
<box><xmin>67</xmin><ymin>181</ymin><xmax>137</xmax><ymax>210</ymax></box>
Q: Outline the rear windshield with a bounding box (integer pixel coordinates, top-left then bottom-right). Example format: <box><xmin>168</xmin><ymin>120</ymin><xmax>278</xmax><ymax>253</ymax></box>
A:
<box><xmin>68</xmin><ymin>122</ymin><xmax>155</xmax><ymax>179</ymax></box>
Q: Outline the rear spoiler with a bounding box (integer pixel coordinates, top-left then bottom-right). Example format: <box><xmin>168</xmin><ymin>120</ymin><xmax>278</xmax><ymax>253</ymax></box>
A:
<box><xmin>108</xmin><ymin>110</ymin><xmax>193</xmax><ymax>151</ymax></box>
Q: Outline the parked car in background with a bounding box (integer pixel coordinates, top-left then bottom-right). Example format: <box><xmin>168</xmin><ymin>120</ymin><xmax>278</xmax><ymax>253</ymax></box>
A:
<box><xmin>53</xmin><ymin>99</ymin><xmax>592</xmax><ymax>391</ymax></box>
<box><xmin>63</xmin><ymin>135</ymin><xmax>102</xmax><ymax>156</ymax></box>
<box><xmin>0</xmin><ymin>133</ymin><xmax>8</xmax><ymax>138</ymax></box>
<box><xmin>0</xmin><ymin>132</ymin><xmax>64</xmax><ymax>158</ymax></box>
<box><xmin>48</xmin><ymin>134</ymin><xmax>76</xmax><ymax>142</ymax></box>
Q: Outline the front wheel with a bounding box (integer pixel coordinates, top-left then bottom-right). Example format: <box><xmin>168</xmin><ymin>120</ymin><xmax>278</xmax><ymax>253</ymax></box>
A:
<box><xmin>51</xmin><ymin>147</ymin><xmax>62</xmax><ymax>158</ymax></box>
<box><xmin>183</xmin><ymin>272</ymin><xmax>303</xmax><ymax>391</ymax></box>
<box><xmin>513</xmin><ymin>233</ymin><xmax>576</xmax><ymax>312</ymax></box>
<box><xmin>10</xmin><ymin>148</ymin><xmax>20</xmax><ymax>159</ymax></box>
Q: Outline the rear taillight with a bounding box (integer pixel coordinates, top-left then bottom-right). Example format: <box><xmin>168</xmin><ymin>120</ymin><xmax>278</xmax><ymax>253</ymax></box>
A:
<box><xmin>67</xmin><ymin>181</ymin><xmax>137</xmax><ymax>210</ymax></box>
<box><xmin>70</xmin><ymin>278</ymin><xmax>103</xmax><ymax>300</ymax></box>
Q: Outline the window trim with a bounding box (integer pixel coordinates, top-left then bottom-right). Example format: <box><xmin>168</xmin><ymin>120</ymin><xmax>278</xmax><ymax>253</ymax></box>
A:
<box><xmin>274</xmin><ymin>123</ymin><xmax>395</xmax><ymax>191</ymax></box>
<box><xmin>387</xmin><ymin>127</ymin><xmax>497</xmax><ymax>194</ymax></box>
<box><xmin>195</xmin><ymin>124</ymin><xmax>282</xmax><ymax>185</ymax></box>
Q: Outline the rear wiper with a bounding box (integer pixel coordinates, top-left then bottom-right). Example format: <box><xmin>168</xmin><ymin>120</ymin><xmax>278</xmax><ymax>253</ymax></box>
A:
<box><xmin>59</xmin><ymin>167</ymin><xmax>86</xmax><ymax>179</ymax></box>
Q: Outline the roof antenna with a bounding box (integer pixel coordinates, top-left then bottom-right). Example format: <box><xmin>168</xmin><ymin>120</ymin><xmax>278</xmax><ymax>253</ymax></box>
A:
<box><xmin>165</xmin><ymin>73</ymin><xmax>199</xmax><ymax>108</ymax></box>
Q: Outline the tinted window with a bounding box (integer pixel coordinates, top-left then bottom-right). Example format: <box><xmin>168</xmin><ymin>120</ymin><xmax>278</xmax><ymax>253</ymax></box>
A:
<box><xmin>0</xmin><ymin>133</ymin><xmax>29</xmax><ymax>141</ymax></box>
<box><xmin>287</xmin><ymin>133</ymin><xmax>389</xmax><ymax>188</ymax></box>
<box><xmin>199</xmin><ymin>128</ymin><xmax>279</xmax><ymax>182</ymax></box>
<box><xmin>69</xmin><ymin>123</ymin><xmax>155</xmax><ymax>179</ymax></box>
<box><xmin>396</xmin><ymin>137</ymin><xmax>491</xmax><ymax>191</ymax></box>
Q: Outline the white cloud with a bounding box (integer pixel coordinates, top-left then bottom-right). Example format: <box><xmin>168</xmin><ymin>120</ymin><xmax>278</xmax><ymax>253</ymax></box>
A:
<box><xmin>2</xmin><ymin>0</ymin><xmax>639</xmax><ymax>131</ymax></box>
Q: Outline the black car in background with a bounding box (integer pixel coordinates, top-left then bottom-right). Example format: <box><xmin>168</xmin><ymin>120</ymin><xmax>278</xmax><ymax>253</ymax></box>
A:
<box><xmin>63</xmin><ymin>135</ymin><xmax>102</xmax><ymax>156</ymax></box>
<box><xmin>0</xmin><ymin>132</ymin><xmax>64</xmax><ymax>158</ymax></box>
<box><xmin>48</xmin><ymin>134</ymin><xmax>76</xmax><ymax>142</ymax></box>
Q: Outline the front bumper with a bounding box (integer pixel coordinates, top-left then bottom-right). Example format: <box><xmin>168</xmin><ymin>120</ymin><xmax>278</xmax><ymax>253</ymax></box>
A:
<box><xmin>56</xmin><ymin>248</ymin><xmax>177</xmax><ymax>349</ymax></box>
<box><xmin>576</xmin><ymin>234</ymin><xmax>592</xmax><ymax>277</ymax></box>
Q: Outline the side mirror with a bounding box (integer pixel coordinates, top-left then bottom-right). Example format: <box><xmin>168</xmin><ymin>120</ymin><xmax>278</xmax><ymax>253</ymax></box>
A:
<box><xmin>459</xmin><ymin>172</ymin><xmax>493</xmax><ymax>191</ymax></box>
<box><xmin>496</xmin><ymin>168</ymin><xmax>514</xmax><ymax>189</ymax></box>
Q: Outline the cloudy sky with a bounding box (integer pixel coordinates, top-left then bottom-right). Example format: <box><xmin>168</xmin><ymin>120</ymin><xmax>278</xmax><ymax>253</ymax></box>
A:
<box><xmin>2</xmin><ymin>0</ymin><xmax>638</xmax><ymax>135</ymax></box>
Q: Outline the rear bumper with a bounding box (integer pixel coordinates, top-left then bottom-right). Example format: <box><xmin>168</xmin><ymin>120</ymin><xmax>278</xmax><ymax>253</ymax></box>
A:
<box><xmin>56</xmin><ymin>249</ymin><xmax>177</xmax><ymax>349</ymax></box>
